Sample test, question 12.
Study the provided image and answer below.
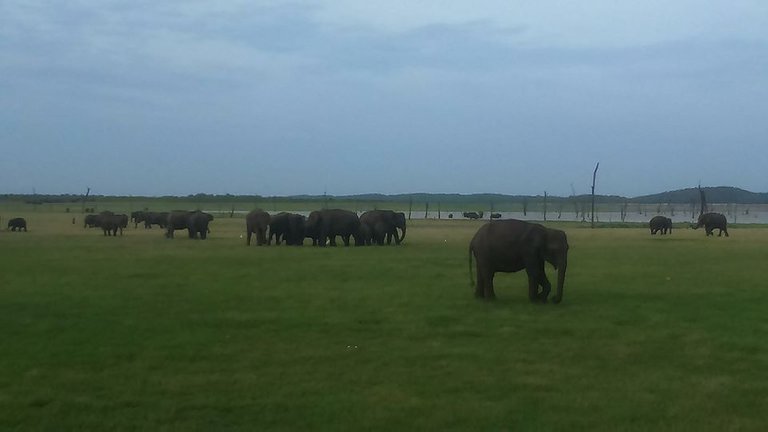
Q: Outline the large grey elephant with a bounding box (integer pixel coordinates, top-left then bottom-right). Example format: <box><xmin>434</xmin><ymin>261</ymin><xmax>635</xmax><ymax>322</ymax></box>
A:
<box><xmin>268</xmin><ymin>212</ymin><xmax>306</xmax><ymax>245</ymax></box>
<box><xmin>245</xmin><ymin>209</ymin><xmax>270</xmax><ymax>246</ymax></box>
<box><xmin>143</xmin><ymin>212</ymin><xmax>169</xmax><ymax>229</ymax></box>
<box><xmin>166</xmin><ymin>210</ymin><xmax>213</xmax><ymax>239</ymax></box>
<box><xmin>469</xmin><ymin>219</ymin><xmax>568</xmax><ymax>303</ymax></box>
<box><xmin>305</xmin><ymin>209</ymin><xmax>361</xmax><ymax>247</ymax></box>
<box><xmin>649</xmin><ymin>215</ymin><xmax>673</xmax><ymax>235</ymax></box>
<box><xmin>692</xmin><ymin>212</ymin><xmax>729</xmax><ymax>237</ymax></box>
<box><xmin>359</xmin><ymin>210</ymin><xmax>406</xmax><ymax>245</ymax></box>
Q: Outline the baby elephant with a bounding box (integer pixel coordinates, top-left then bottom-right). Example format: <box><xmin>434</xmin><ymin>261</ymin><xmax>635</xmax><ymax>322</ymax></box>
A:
<box><xmin>7</xmin><ymin>217</ymin><xmax>27</xmax><ymax>232</ymax></box>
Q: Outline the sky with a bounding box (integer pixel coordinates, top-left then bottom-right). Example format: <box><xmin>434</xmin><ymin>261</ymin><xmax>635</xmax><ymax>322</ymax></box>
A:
<box><xmin>2</xmin><ymin>1</ymin><xmax>767</xmax><ymax>197</ymax></box>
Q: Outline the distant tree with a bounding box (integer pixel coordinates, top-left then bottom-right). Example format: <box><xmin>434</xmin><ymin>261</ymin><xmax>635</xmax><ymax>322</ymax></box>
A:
<box><xmin>543</xmin><ymin>191</ymin><xmax>548</xmax><ymax>221</ymax></box>
<box><xmin>522</xmin><ymin>197</ymin><xmax>528</xmax><ymax>216</ymax></box>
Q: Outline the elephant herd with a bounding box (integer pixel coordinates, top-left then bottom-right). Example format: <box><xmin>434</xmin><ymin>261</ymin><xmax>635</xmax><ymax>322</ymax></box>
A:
<box><xmin>5</xmin><ymin>208</ymin><xmax>733</xmax><ymax>306</ymax></box>
<box><xmin>246</xmin><ymin>209</ymin><xmax>407</xmax><ymax>247</ymax></box>
<box><xmin>83</xmin><ymin>210</ymin><xmax>214</xmax><ymax>239</ymax></box>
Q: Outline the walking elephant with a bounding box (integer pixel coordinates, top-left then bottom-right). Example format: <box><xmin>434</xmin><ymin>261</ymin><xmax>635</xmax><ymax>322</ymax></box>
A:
<box><xmin>7</xmin><ymin>217</ymin><xmax>27</xmax><ymax>232</ymax></box>
<box><xmin>469</xmin><ymin>219</ymin><xmax>568</xmax><ymax>303</ymax></box>
<box><xmin>305</xmin><ymin>209</ymin><xmax>361</xmax><ymax>247</ymax></box>
<box><xmin>649</xmin><ymin>216</ymin><xmax>673</xmax><ymax>235</ymax></box>
<box><xmin>130</xmin><ymin>211</ymin><xmax>145</xmax><ymax>228</ymax></box>
<box><xmin>359</xmin><ymin>210</ymin><xmax>406</xmax><ymax>245</ymax></box>
<box><xmin>166</xmin><ymin>210</ymin><xmax>213</xmax><ymax>239</ymax></box>
<box><xmin>268</xmin><ymin>212</ymin><xmax>306</xmax><ymax>245</ymax></box>
<box><xmin>245</xmin><ymin>209</ymin><xmax>270</xmax><ymax>246</ymax></box>
<box><xmin>691</xmin><ymin>212</ymin><xmax>729</xmax><ymax>237</ymax></box>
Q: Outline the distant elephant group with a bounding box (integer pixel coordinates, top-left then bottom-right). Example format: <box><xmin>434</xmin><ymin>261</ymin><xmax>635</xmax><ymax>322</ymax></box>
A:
<box><xmin>648</xmin><ymin>212</ymin><xmax>729</xmax><ymax>237</ymax></box>
<box><xmin>245</xmin><ymin>209</ymin><xmax>406</xmax><ymax>247</ymax></box>
<box><xmin>84</xmin><ymin>210</ymin><xmax>213</xmax><ymax>239</ymax></box>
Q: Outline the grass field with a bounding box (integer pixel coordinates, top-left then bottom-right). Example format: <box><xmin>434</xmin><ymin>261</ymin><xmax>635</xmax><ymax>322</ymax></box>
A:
<box><xmin>1</xmin><ymin>213</ymin><xmax>767</xmax><ymax>431</ymax></box>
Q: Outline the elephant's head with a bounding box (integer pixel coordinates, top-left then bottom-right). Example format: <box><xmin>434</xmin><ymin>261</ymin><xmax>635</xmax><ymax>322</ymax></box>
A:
<box><xmin>542</xmin><ymin>228</ymin><xmax>568</xmax><ymax>304</ymax></box>
<box><xmin>393</xmin><ymin>212</ymin><xmax>406</xmax><ymax>244</ymax></box>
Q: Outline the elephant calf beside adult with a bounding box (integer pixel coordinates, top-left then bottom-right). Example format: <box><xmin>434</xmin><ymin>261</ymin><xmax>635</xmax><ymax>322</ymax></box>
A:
<box><xmin>649</xmin><ymin>215</ymin><xmax>673</xmax><ymax>235</ymax></box>
<box><xmin>469</xmin><ymin>219</ymin><xmax>568</xmax><ymax>303</ymax></box>
<box><xmin>166</xmin><ymin>210</ymin><xmax>213</xmax><ymax>239</ymax></box>
<box><xmin>692</xmin><ymin>212</ymin><xmax>729</xmax><ymax>237</ymax></box>
<box><xmin>359</xmin><ymin>210</ymin><xmax>406</xmax><ymax>246</ymax></box>
<box><xmin>7</xmin><ymin>217</ymin><xmax>27</xmax><ymax>232</ymax></box>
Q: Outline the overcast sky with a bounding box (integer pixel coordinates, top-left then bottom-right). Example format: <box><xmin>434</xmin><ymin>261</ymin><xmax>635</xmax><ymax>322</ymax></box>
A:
<box><xmin>2</xmin><ymin>1</ymin><xmax>767</xmax><ymax>197</ymax></box>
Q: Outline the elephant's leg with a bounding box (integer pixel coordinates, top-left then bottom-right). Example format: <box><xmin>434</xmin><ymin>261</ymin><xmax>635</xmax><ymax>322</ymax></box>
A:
<box><xmin>474</xmin><ymin>265</ymin><xmax>486</xmax><ymax>298</ymax></box>
<box><xmin>483</xmin><ymin>270</ymin><xmax>496</xmax><ymax>300</ymax></box>
<box><xmin>537</xmin><ymin>267</ymin><xmax>552</xmax><ymax>302</ymax></box>
<box><xmin>329</xmin><ymin>235</ymin><xmax>337</xmax><ymax>246</ymax></box>
<box><xmin>247</xmin><ymin>230</ymin><xmax>252</xmax><ymax>245</ymax></box>
<box><xmin>342</xmin><ymin>234</ymin><xmax>351</xmax><ymax>246</ymax></box>
<box><xmin>724</xmin><ymin>229</ymin><xmax>729</xmax><ymax>237</ymax></box>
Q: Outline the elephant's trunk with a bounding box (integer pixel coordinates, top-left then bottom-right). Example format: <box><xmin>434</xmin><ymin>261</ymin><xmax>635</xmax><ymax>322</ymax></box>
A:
<box><xmin>552</xmin><ymin>258</ymin><xmax>566</xmax><ymax>304</ymax></box>
<box><xmin>396</xmin><ymin>224</ymin><xmax>406</xmax><ymax>244</ymax></box>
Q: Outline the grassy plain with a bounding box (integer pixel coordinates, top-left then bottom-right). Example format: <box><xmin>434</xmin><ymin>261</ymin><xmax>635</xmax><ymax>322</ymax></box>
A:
<box><xmin>1</xmin><ymin>212</ymin><xmax>767</xmax><ymax>431</ymax></box>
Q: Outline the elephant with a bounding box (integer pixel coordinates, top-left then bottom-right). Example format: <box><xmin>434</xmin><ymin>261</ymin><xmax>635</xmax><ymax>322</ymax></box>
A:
<box><xmin>463</xmin><ymin>212</ymin><xmax>481</xmax><ymax>220</ymax></box>
<box><xmin>84</xmin><ymin>214</ymin><xmax>103</xmax><ymax>228</ymax></box>
<box><xmin>130</xmin><ymin>211</ymin><xmax>145</xmax><ymax>228</ymax></box>
<box><xmin>490</xmin><ymin>213</ymin><xmax>502</xmax><ymax>219</ymax></box>
<box><xmin>305</xmin><ymin>209</ymin><xmax>362</xmax><ymax>247</ymax></box>
<box><xmin>143</xmin><ymin>212</ymin><xmax>169</xmax><ymax>229</ymax></box>
<box><xmin>649</xmin><ymin>215</ymin><xmax>673</xmax><ymax>235</ymax></box>
<box><xmin>359</xmin><ymin>210</ymin><xmax>406</xmax><ymax>246</ymax></box>
<box><xmin>469</xmin><ymin>219</ymin><xmax>568</xmax><ymax>303</ymax></box>
<box><xmin>268</xmin><ymin>212</ymin><xmax>306</xmax><ymax>245</ymax></box>
<box><xmin>691</xmin><ymin>212</ymin><xmax>729</xmax><ymax>237</ymax></box>
<box><xmin>304</xmin><ymin>211</ymin><xmax>321</xmax><ymax>246</ymax></box>
<box><xmin>166</xmin><ymin>210</ymin><xmax>213</xmax><ymax>239</ymax></box>
<box><xmin>245</xmin><ymin>209</ymin><xmax>270</xmax><ymax>246</ymax></box>
<box><xmin>7</xmin><ymin>217</ymin><xmax>27</xmax><ymax>232</ymax></box>
<box><xmin>100</xmin><ymin>212</ymin><xmax>128</xmax><ymax>236</ymax></box>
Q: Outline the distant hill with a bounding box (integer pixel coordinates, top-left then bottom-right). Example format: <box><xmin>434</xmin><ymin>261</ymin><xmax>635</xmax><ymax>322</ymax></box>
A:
<box><xmin>2</xmin><ymin>186</ymin><xmax>767</xmax><ymax>204</ymax></box>
<box><xmin>629</xmin><ymin>187</ymin><xmax>768</xmax><ymax>204</ymax></box>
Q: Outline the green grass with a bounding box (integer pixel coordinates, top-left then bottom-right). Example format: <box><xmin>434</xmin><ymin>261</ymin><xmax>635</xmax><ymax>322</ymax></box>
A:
<box><xmin>1</xmin><ymin>214</ymin><xmax>767</xmax><ymax>431</ymax></box>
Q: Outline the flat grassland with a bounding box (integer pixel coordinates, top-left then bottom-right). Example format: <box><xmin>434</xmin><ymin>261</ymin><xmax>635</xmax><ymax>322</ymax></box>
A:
<box><xmin>1</xmin><ymin>213</ymin><xmax>767</xmax><ymax>431</ymax></box>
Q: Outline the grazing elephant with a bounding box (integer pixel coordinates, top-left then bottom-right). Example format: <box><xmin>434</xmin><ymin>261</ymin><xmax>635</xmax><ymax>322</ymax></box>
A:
<box><xmin>649</xmin><ymin>216</ymin><xmax>673</xmax><ymax>235</ymax></box>
<box><xmin>359</xmin><ymin>210</ymin><xmax>406</xmax><ymax>246</ymax></box>
<box><xmin>469</xmin><ymin>219</ymin><xmax>568</xmax><ymax>303</ymax></box>
<box><xmin>100</xmin><ymin>212</ymin><xmax>128</xmax><ymax>236</ymax></box>
<box><xmin>490</xmin><ymin>213</ymin><xmax>502</xmax><ymax>219</ymax></box>
<box><xmin>463</xmin><ymin>212</ymin><xmax>481</xmax><ymax>220</ymax></box>
<box><xmin>84</xmin><ymin>214</ymin><xmax>102</xmax><ymax>228</ymax></box>
<box><xmin>692</xmin><ymin>212</ymin><xmax>729</xmax><ymax>237</ymax></box>
<box><xmin>305</xmin><ymin>209</ymin><xmax>361</xmax><ymax>247</ymax></box>
<box><xmin>245</xmin><ymin>209</ymin><xmax>270</xmax><ymax>246</ymax></box>
<box><xmin>166</xmin><ymin>210</ymin><xmax>213</xmax><ymax>239</ymax></box>
<box><xmin>7</xmin><ymin>217</ymin><xmax>27</xmax><ymax>232</ymax></box>
<box><xmin>143</xmin><ymin>211</ymin><xmax>169</xmax><ymax>229</ymax></box>
<box><xmin>268</xmin><ymin>212</ymin><xmax>306</xmax><ymax>245</ymax></box>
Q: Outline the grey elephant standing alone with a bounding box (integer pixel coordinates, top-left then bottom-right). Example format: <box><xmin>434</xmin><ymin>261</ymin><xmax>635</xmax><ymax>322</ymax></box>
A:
<box><xmin>7</xmin><ymin>217</ymin><xmax>27</xmax><ymax>232</ymax></box>
<box><xmin>100</xmin><ymin>211</ymin><xmax>128</xmax><ymax>236</ymax></box>
<box><xmin>649</xmin><ymin>216</ymin><xmax>673</xmax><ymax>235</ymax></box>
<box><xmin>692</xmin><ymin>212</ymin><xmax>729</xmax><ymax>237</ymax></box>
<box><xmin>469</xmin><ymin>219</ymin><xmax>568</xmax><ymax>303</ymax></box>
<box><xmin>245</xmin><ymin>209</ymin><xmax>270</xmax><ymax>246</ymax></box>
<box><xmin>359</xmin><ymin>210</ymin><xmax>406</xmax><ymax>246</ymax></box>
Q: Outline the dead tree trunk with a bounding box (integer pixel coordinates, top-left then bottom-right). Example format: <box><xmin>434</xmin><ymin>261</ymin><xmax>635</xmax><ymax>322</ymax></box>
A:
<box><xmin>543</xmin><ymin>191</ymin><xmax>548</xmax><ymax>221</ymax></box>
<box><xmin>591</xmin><ymin>162</ymin><xmax>599</xmax><ymax>228</ymax></box>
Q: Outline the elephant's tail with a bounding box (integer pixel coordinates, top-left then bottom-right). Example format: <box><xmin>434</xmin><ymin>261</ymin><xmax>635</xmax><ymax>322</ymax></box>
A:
<box><xmin>468</xmin><ymin>244</ymin><xmax>475</xmax><ymax>287</ymax></box>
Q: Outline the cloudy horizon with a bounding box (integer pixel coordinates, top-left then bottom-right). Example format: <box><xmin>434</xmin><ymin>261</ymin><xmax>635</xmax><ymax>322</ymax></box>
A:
<box><xmin>2</xmin><ymin>1</ymin><xmax>767</xmax><ymax>197</ymax></box>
